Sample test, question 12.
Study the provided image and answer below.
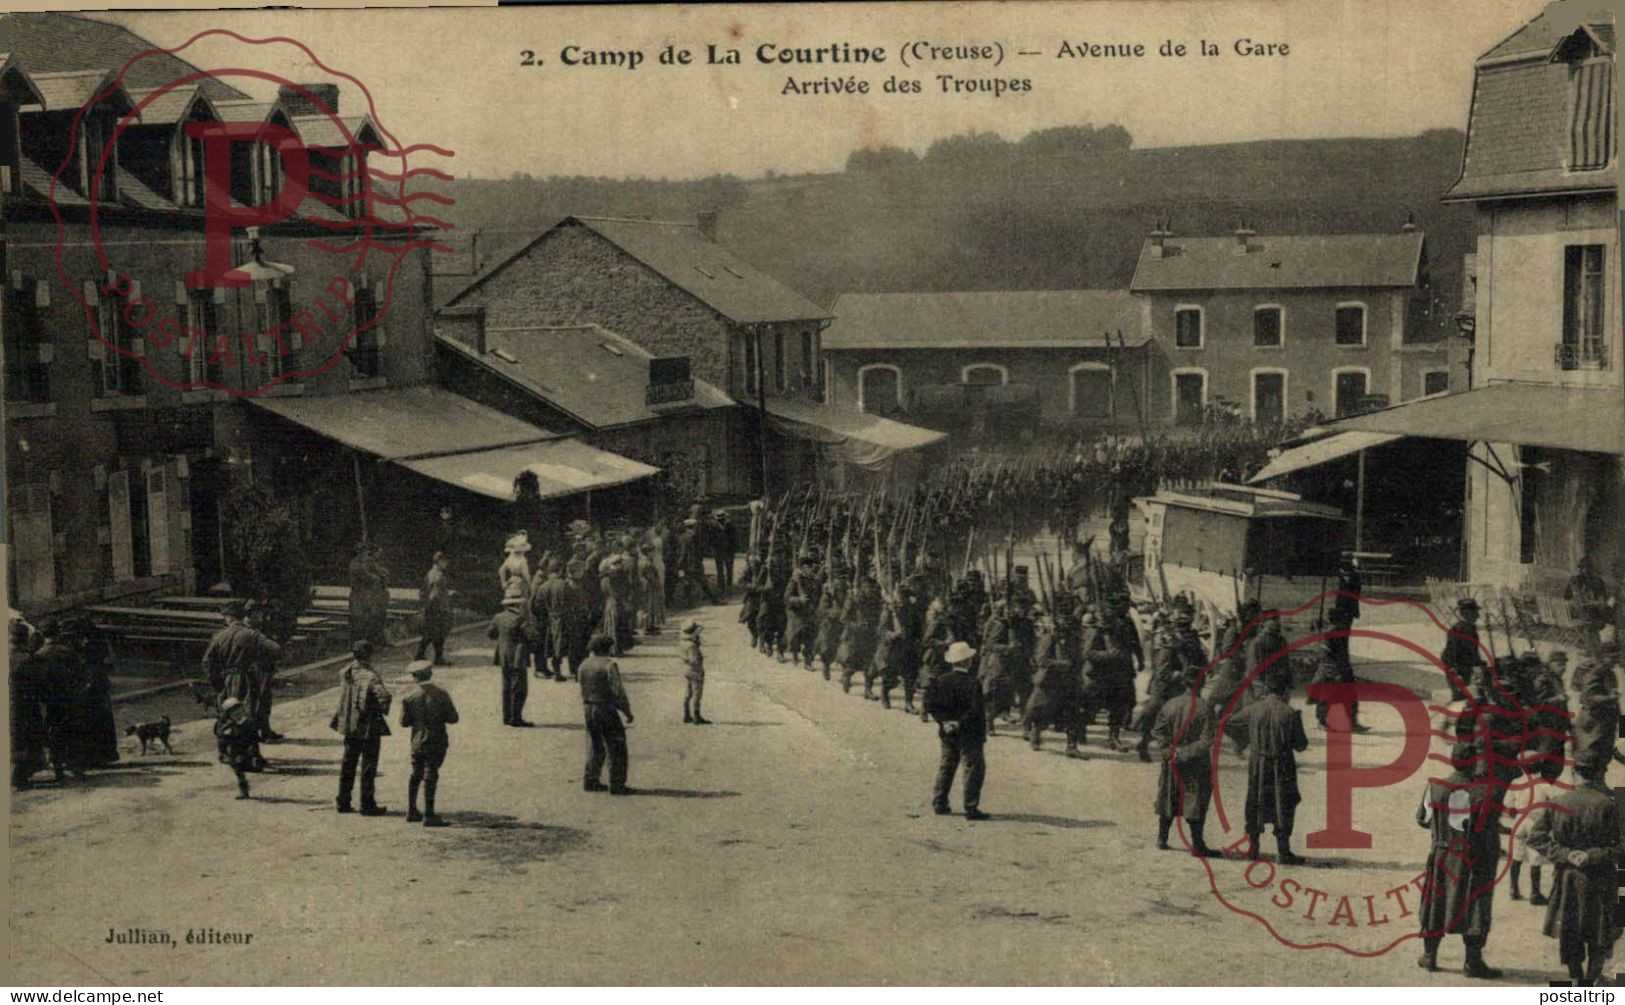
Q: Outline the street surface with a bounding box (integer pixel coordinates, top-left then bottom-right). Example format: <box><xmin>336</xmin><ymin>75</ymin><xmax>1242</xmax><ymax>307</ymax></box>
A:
<box><xmin>8</xmin><ymin>600</ymin><xmax>1586</xmax><ymax>986</ymax></box>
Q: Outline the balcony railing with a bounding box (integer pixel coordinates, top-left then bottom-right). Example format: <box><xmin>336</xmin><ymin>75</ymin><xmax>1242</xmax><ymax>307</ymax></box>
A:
<box><xmin>1555</xmin><ymin>340</ymin><xmax>1609</xmax><ymax>371</ymax></box>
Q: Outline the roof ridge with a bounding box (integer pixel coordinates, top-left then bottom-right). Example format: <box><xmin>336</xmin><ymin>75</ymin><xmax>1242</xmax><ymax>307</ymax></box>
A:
<box><xmin>576</xmin><ymin>214</ymin><xmax>698</xmax><ymax>228</ymax></box>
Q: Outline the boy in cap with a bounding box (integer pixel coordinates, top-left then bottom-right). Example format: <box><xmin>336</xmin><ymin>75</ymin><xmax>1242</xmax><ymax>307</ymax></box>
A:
<box><xmin>331</xmin><ymin>640</ymin><xmax>392</xmax><ymax>815</ymax></box>
<box><xmin>399</xmin><ymin>660</ymin><xmax>459</xmax><ymax>826</ymax></box>
<box><xmin>679</xmin><ymin>620</ymin><xmax>710</xmax><ymax>725</ymax></box>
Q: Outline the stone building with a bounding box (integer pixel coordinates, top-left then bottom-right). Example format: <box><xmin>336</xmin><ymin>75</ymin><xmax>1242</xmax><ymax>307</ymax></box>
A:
<box><xmin>819</xmin><ymin>290</ymin><xmax>1151</xmax><ymax>442</ymax></box>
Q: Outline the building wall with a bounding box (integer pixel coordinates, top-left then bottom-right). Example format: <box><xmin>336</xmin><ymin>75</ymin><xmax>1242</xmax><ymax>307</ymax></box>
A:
<box><xmin>822</xmin><ymin>346</ymin><xmax>1150</xmax><ymax>428</ymax></box>
<box><xmin>1473</xmin><ymin>193</ymin><xmax>1621</xmax><ymax>389</ymax></box>
<box><xmin>444</xmin><ymin>224</ymin><xmax>822</xmax><ymax>402</ymax></box>
<box><xmin>4</xmin><ymin>206</ymin><xmax>436</xmax><ymax>612</ymax></box>
<box><xmin>1138</xmin><ymin>287</ymin><xmax>1448</xmax><ymax>421</ymax></box>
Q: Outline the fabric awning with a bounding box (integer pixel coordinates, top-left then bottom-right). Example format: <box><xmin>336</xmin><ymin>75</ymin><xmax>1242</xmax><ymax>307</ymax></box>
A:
<box><xmin>1249</xmin><ymin>431</ymin><xmax>1404</xmax><ymax>483</ymax></box>
<box><xmin>248</xmin><ymin>385</ymin><xmax>558</xmax><ymax>459</ymax></box>
<box><xmin>1324</xmin><ymin>382</ymin><xmax>1625</xmax><ymax>456</ymax></box>
<box><xmin>762</xmin><ymin>398</ymin><xmax>947</xmax><ymax>472</ymax></box>
<box><xmin>397</xmin><ymin>439</ymin><xmax>658</xmax><ymax>501</ymax></box>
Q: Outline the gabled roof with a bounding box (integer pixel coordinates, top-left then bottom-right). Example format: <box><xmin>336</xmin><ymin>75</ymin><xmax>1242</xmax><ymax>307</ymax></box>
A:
<box><xmin>291</xmin><ymin>113</ymin><xmax>378</xmax><ymax>153</ymax></box>
<box><xmin>443</xmin><ymin>215</ymin><xmax>831</xmax><ymax>324</ymax></box>
<box><xmin>436</xmin><ymin>322</ymin><xmax>734</xmax><ymax>431</ymax></box>
<box><xmin>25</xmin><ymin>69</ymin><xmax>135</xmax><ymax>115</ymax></box>
<box><xmin>1129</xmin><ymin>232</ymin><xmax>1425</xmax><ymax>292</ymax></box>
<box><xmin>0</xmin><ymin>12</ymin><xmax>248</xmax><ymax>102</ymax></box>
<box><xmin>1480</xmin><ymin>1</ymin><xmax>1615</xmax><ymax>63</ymax></box>
<box><xmin>0</xmin><ymin>53</ymin><xmax>45</xmax><ymax>105</ymax></box>
<box><xmin>128</xmin><ymin>84</ymin><xmax>215</xmax><ymax>125</ymax></box>
<box><xmin>214</xmin><ymin>100</ymin><xmax>283</xmax><ymax>123</ymax></box>
<box><xmin>823</xmin><ymin>290</ymin><xmax>1148</xmax><ymax>351</ymax></box>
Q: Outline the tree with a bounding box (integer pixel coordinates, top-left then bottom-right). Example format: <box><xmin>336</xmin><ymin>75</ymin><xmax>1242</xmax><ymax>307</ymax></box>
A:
<box><xmin>845</xmin><ymin>144</ymin><xmax>920</xmax><ymax>172</ymax></box>
<box><xmin>220</xmin><ymin>481</ymin><xmax>313</xmax><ymax>644</ymax></box>
<box><xmin>923</xmin><ymin>130</ymin><xmax>1010</xmax><ymax>165</ymax></box>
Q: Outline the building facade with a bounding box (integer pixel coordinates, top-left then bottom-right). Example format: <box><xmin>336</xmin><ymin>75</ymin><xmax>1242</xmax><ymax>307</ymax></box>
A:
<box><xmin>1130</xmin><ymin>226</ymin><xmax>1454</xmax><ymax>426</ymax></box>
<box><xmin>820</xmin><ymin>290</ymin><xmax>1151</xmax><ymax>441</ymax></box>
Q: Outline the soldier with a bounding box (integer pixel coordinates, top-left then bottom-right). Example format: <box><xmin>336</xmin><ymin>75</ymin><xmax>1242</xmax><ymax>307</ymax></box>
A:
<box><xmin>739</xmin><ymin>555</ymin><xmax>765</xmax><ymax>650</ymax></box>
<box><xmin>416</xmin><ymin>552</ymin><xmax>455</xmax><ymax>665</ymax></box>
<box><xmin>711</xmin><ymin>508</ymin><xmax>737</xmax><ymax>596</ymax></box>
<box><xmin>490</xmin><ymin>590</ymin><xmax>533</xmax><ymax>727</ymax></box>
<box><xmin>1526</xmin><ymin>749</ymin><xmax>1624</xmax><ymax>983</ymax></box>
<box><xmin>1309</xmin><ymin>634</ymin><xmax>1369</xmax><ymax>733</ymax></box>
<box><xmin>783</xmin><ymin>554</ymin><xmax>822</xmax><ymax>669</ymax></box>
<box><xmin>1565</xmin><ymin>555</ymin><xmax>1613</xmax><ymax>656</ymax></box>
<box><xmin>330</xmin><ymin>640</ymin><xmax>392</xmax><ymax>816</ymax></box>
<box><xmin>838</xmin><ymin>572</ymin><xmax>882</xmax><ymax>695</ymax></box>
<box><xmin>1152</xmin><ymin>685</ymin><xmax>1220</xmax><ymax>857</ymax></box>
<box><xmin>677</xmin><ymin>511</ymin><xmax>718</xmax><ymax>607</ymax></box>
<box><xmin>1230</xmin><ymin>673</ymin><xmax>1310</xmax><ymax>864</ymax></box>
<box><xmin>918</xmin><ymin>596</ymin><xmax>954</xmax><ymax>722</ymax></box>
<box><xmin>757</xmin><ymin>556</ymin><xmax>788</xmax><ymax>660</ymax></box>
<box><xmin>579</xmin><ymin>634</ymin><xmax>635</xmax><ymax>794</ymax></box>
<box><xmin>812</xmin><ymin>570</ymin><xmax>848</xmax><ymax>682</ymax></box>
<box><xmin>1441</xmin><ymin>598</ymin><xmax>1487</xmax><ymax>702</ymax></box>
<box><xmin>978</xmin><ymin>597</ymin><xmax>1017</xmax><ymax>735</ymax></box>
<box><xmin>1511</xmin><ymin>653</ymin><xmax>1568</xmax><ymax>905</ymax></box>
<box><xmin>1079</xmin><ymin>621</ymin><xmax>1136</xmax><ymax>751</ymax></box>
<box><xmin>1247</xmin><ymin>611</ymin><xmax>1293</xmax><ymax>699</ymax></box>
<box><xmin>894</xmin><ymin>576</ymin><xmax>928</xmax><ymax>714</ymax></box>
<box><xmin>1006</xmin><ymin>588</ymin><xmax>1038</xmax><ymax>722</ymax></box>
<box><xmin>947</xmin><ymin>573</ymin><xmax>983</xmax><ymax>644</ymax></box>
<box><xmin>925</xmin><ymin>641</ymin><xmax>989</xmax><ymax>821</ymax></box>
<box><xmin>1415</xmin><ymin>738</ymin><xmax>1505</xmax><ymax>979</ymax></box>
<box><xmin>1136</xmin><ymin>621</ymin><xmax>1190</xmax><ymax>763</ymax></box>
<box><xmin>1024</xmin><ymin>607</ymin><xmax>1086</xmax><ymax>757</ymax></box>
<box><xmin>399</xmin><ymin>660</ymin><xmax>459</xmax><ymax>827</ymax></box>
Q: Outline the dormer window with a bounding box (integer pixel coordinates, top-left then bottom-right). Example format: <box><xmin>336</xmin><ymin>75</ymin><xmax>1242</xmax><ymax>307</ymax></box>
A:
<box><xmin>0</xmin><ymin>97</ymin><xmax>18</xmax><ymax>195</ymax></box>
<box><xmin>1558</xmin><ymin>26</ymin><xmax>1615</xmax><ymax>172</ymax></box>
<box><xmin>80</xmin><ymin>112</ymin><xmax>117</xmax><ymax>201</ymax></box>
<box><xmin>175</xmin><ymin>119</ymin><xmax>204</xmax><ymax>207</ymax></box>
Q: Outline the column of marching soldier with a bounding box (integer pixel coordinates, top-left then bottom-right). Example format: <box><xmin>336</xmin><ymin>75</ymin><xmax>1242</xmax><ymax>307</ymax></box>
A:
<box><xmin>734</xmin><ymin>477</ymin><xmax>1625</xmax><ymax>984</ymax></box>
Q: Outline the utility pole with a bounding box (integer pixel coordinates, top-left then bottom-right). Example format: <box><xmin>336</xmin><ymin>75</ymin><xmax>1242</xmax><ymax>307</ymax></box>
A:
<box><xmin>754</xmin><ymin>324</ymin><xmax>770</xmax><ymax>497</ymax></box>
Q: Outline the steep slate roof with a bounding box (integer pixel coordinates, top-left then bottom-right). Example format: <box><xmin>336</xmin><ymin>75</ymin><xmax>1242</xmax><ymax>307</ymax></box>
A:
<box><xmin>128</xmin><ymin>84</ymin><xmax>214</xmax><ymax>124</ymax></box>
<box><xmin>443</xmin><ymin>215</ymin><xmax>831</xmax><ymax>324</ymax></box>
<box><xmin>824</xmin><ymin>290</ymin><xmax>1148</xmax><ymax>350</ymax></box>
<box><xmin>1445</xmin><ymin>2</ymin><xmax>1616</xmax><ymax>201</ymax></box>
<box><xmin>437</xmin><ymin>323</ymin><xmax>734</xmax><ymax>431</ymax></box>
<box><xmin>0</xmin><ymin>53</ymin><xmax>45</xmax><ymax>104</ymax></box>
<box><xmin>0</xmin><ymin>12</ymin><xmax>249</xmax><ymax>102</ymax></box>
<box><xmin>27</xmin><ymin>69</ymin><xmax>133</xmax><ymax>113</ymax></box>
<box><xmin>1129</xmin><ymin>232</ymin><xmax>1425</xmax><ymax>292</ymax></box>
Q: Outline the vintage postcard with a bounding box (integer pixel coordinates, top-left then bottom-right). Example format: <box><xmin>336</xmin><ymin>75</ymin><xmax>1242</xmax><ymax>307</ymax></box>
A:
<box><xmin>2</xmin><ymin>0</ymin><xmax>1621</xmax><ymax>989</ymax></box>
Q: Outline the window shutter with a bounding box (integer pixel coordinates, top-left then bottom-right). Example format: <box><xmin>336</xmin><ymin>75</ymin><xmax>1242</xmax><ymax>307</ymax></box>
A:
<box><xmin>174</xmin><ymin>280</ymin><xmax>187</xmax><ymax>306</ymax></box>
<box><xmin>87</xmin><ymin>339</ymin><xmax>105</xmax><ymax>360</ymax></box>
<box><xmin>253</xmin><ymin>281</ymin><xmax>268</xmax><ymax>305</ymax></box>
<box><xmin>34</xmin><ymin>279</ymin><xmax>49</xmax><ymax>307</ymax></box>
<box><xmin>82</xmin><ymin>279</ymin><xmax>100</xmax><ymax>306</ymax></box>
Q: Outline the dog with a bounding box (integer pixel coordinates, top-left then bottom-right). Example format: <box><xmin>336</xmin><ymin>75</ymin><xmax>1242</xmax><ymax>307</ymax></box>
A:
<box><xmin>124</xmin><ymin>716</ymin><xmax>173</xmax><ymax>755</ymax></box>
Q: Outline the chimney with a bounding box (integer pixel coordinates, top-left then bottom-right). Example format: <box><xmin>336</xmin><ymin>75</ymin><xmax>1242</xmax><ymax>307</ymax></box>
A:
<box><xmin>1148</xmin><ymin>216</ymin><xmax>1173</xmax><ymax>259</ymax></box>
<box><xmin>277</xmin><ymin>83</ymin><xmax>340</xmax><ymax>118</ymax></box>
<box><xmin>696</xmin><ymin>210</ymin><xmax>719</xmax><ymax>242</ymax></box>
<box><xmin>1400</xmin><ymin>211</ymin><xmax>1418</xmax><ymax>233</ymax></box>
<box><xmin>1233</xmin><ymin>219</ymin><xmax>1257</xmax><ymax>253</ymax></box>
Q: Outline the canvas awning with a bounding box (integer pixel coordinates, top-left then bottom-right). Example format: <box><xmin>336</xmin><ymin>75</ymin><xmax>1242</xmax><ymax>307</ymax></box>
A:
<box><xmin>762</xmin><ymin>398</ymin><xmax>947</xmax><ymax>472</ymax></box>
<box><xmin>1324</xmin><ymin>383</ymin><xmax>1625</xmax><ymax>456</ymax></box>
<box><xmin>397</xmin><ymin>439</ymin><xmax>659</xmax><ymax>501</ymax></box>
<box><xmin>1249</xmin><ymin>431</ymin><xmax>1404</xmax><ymax>483</ymax></box>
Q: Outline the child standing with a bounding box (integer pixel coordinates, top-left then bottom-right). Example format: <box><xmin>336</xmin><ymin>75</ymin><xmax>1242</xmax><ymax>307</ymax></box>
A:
<box><xmin>679</xmin><ymin>620</ymin><xmax>710</xmax><ymax>725</ymax></box>
<box><xmin>399</xmin><ymin>660</ymin><xmax>459</xmax><ymax>827</ymax></box>
<box><xmin>214</xmin><ymin>696</ymin><xmax>256</xmax><ymax>800</ymax></box>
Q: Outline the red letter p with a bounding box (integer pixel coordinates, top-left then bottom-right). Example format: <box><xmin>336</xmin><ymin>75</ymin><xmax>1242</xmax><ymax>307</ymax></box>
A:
<box><xmin>183</xmin><ymin>122</ymin><xmax>309</xmax><ymax>289</ymax></box>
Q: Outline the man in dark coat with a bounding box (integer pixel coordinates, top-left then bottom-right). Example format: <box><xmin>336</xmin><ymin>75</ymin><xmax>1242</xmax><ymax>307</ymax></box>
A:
<box><xmin>978</xmin><ymin>598</ymin><xmax>1017</xmax><ymax>734</ymax></box>
<box><xmin>783</xmin><ymin>555</ymin><xmax>821</xmax><ymax>668</ymax></box>
<box><xmin>1153</xmin><ymin>686</ymin><xmax>1220</xmax><ymax>856</ymax></box>
<box><xmin>1527</xmin><ymin>750</ymin><xmax>1624</xmax><ymax>983</ymax></box>
<box><xmin>399</xmin><ymin>660</ymin><xmax>459</xmax><ymax>827</ymax></box>
<box><xmin>711</xmin><ymin>509</ymin><xmax>736</xmax><ymax>596</ymax></box>
<box><xmin>330</xmin><ymin>640</ymin><xmax>392</xmax><ymax>815</ymax></box>
<box><xmin>1415</xmin><ymin>739</ymin><xmax>1505</xmax><ymax>979</ymax></box>
<box><xmin>1441</xmin><ymin>597</ymin><xmax>1486</xmax><ymax>702</ymax></box>
<box><xmin>676</xmin><ymin>517</ymin><xmax>718</xmax><ymax>606</ymax></box>
<box><xmin>416</xmin><ymin>552</ymin><xmax>455</xmax><ymax>665</ymax></box>
<box><xmin>1080</xmin><ymin>625</ymin><xmax>1136</xmax><ymax>751</ymax></box>
<box><xmin>244</xmin><ymin>601</ymin><xmax>287</xmax><ymax>742</ymax></box>
<box><xmin>535</xmin><ymin>559</ymin><xmax>588</xmax><ymax>681</ymax></box>
<box><xmin>917</xmin><ymin>597</ymin><xmax>954</xmax><ymax>721</ymax></box>
<box><xmin>813</xmin><ymin>572</ymin><xmax>848</xmax><ymax>682</ymax></box>
<box><xmin>1024</xmin><ymin>610</ymin><xmax>1086</xmax><ymax>756</ymax></box>
<box><xmin>489</xmin><ymin>595</ymin><xmax>533</xmax><ymax>727</ymax></box>
<box><xmin>1137</xmin><ymin>624</ymin><xmax>1191</xmax><ymax>763</ymax></box>
<box><xmin>202</xmin><ymin>602</ymin><xmax>279</xmax><ymax>762</ymax></box>
<box><xmin>1230</xmin><ymin>674</ymin><xmax>1310</xmax><ymax>864</ymax></box>
<box><xmin>579</xmin><ymin>633</ymin><xmax>635</xmax><ymax>794</ymax></box>
<box><xmin>926</xmin><ymin>641</ymin><xmax>989</xmax><ymax>820</ymax></box>
<box><xmin>839</xmin><ymin>572</ymin><xmax>882</xmax><ymax>695</ymax></box>
<box><xmin>10</xmin><ymin>616</ymin><xmax>48</xmax><ymax>788</ymax></box>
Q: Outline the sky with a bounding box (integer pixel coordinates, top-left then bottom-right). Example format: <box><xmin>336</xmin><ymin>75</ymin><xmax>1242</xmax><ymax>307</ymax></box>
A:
<box><xmin>96</xmin><ymin>0</ymin><xmax>1544</xmax><ymax>181</ymax></box>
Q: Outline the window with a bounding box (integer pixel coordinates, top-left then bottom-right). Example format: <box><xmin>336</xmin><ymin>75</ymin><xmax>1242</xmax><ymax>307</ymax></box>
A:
<box><xmin>820</xmin><ymin>357</ymin><xmax>831</xmax><ymax>404</ymax></box>
<box><xmin>1069</xmin><ymin>363</ymin><xmax>1113</xmax><ymax>419</ymax></box>
<box><xmin>79</xmin><ymin>114</ymin><xmax>117</xmax><ymax>201</ymax></box>
<box><xmin>1174</xmin><ymin>306</ymin><xmax>1203</xmax><ymax>348</ymax></box>
<box><xmin>774</xmin><ymin>331</ymin><xmax>786</xmax><ymax>392</ymax></box>
<box><xmin>1561</xmin><ymin>245</ymin><xmax>1606</xmax><ymax>369</ymax></box>
<box><xmin>1569</xmin><ymin>55</ymin><xmax>1613</xmax><ymax>171</ymax></box>
<box><xmin>1333</xmin><ymin>368</ymin><xmax>1369</xmax><ymax>417</ymax></box>
<box><xmin>93</xmin><ymin>284</ymin><xmax>142</xmax><ymax>397</ymax></box>
<box><xmin>1251</xmin><ymin>370</ymin><xmax>1286</xmax><ymax>424</ymax></box>
<box><xmin>1518</xmin><ymin>446</ymin><xmax>1544</xmax><ymax>564</ymax></box>
<box><xmin>341</xmin><ymin>151</ymin><xmax>367</xmax><ymax>221</ymax></box>
<box><xmin>1</xmin><ymin>98</ymin><xmax>19</xmax><ymax>196</ymax></box>
<box><xmin>858</xmin><ymin>364</ymin><xmax>902</xmax><ymax>416</ymax></box>
<box><xmin>961</xmin><ymin>364</ymin><xmax>1008</xmax><ymax>386</ymax></box>
<box><xmin>1422</xmin><ymin>369</ymin><xmax>1449</xmax><ymax>397</ymax></box>
<box><xmin>185</xmin><ymin>292</ymin><xmax>222</xmax><ymax>385</ymax></box>
<box><xmin>4</xmin><ymin>281</ymin><xmax>50</xmax><ymax>403</ymax></box>
<box><xmin>1334</xmin><ymin>303</ymin><xmax>1367</xmax><ymax>346</ymax></box>
<box><xmin>742</xmin><ymin>332</ymin><xmax>758</xmax><ymax>395</ymax></box>
<box><xmin>1171</xmin><ymin>369</ymin><xmax>1206</xmax><ymax>426</ymax></box>
<box><xmin>261</xmin><ymin>284</ymin><xmax>294</xmax><ymax>381</ymax></box>
<box><xmin>1253</xmin><ymin>306</ymin><xmax>1283</xmax><ymax>348</ymax></box>
<box><xmin>351</xmin><ymin>284</ymin><xmax>381</xmax><ymax>378</ymax></box>
<box><xmin>9</xmin><ymin>484</ymin><xmax>55</xmax><ymax>603</ymax></box>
